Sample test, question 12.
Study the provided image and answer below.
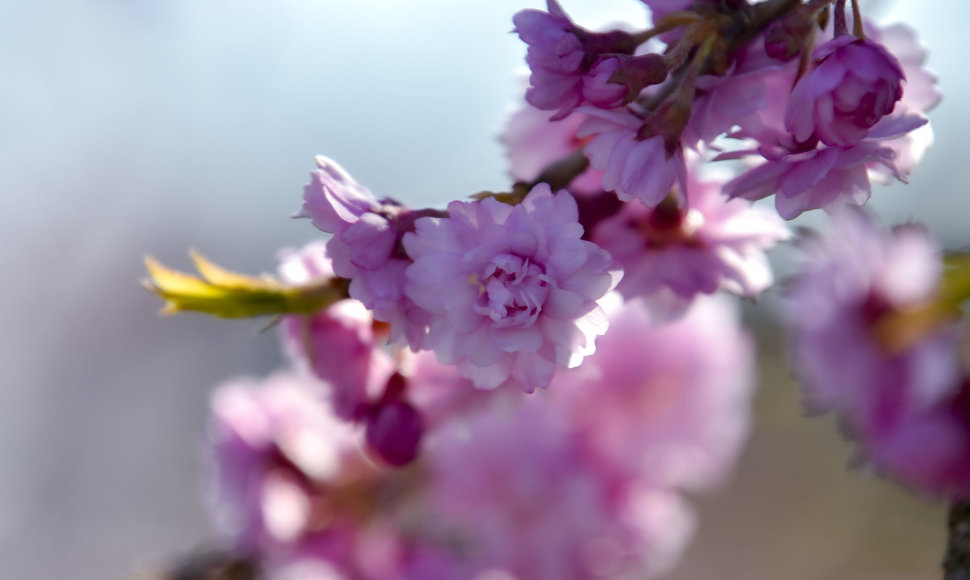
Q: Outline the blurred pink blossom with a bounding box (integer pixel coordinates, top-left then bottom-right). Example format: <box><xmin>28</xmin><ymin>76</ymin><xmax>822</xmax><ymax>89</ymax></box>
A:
<box><xmin>785</xmin><ymin>210</ymin><xmax>970</xmax><ymax>498</ymax></box>
<box><xmin>424</xmin><ymin>396</ymin><xmax>695</xmax><ymax>579</ymax></box>
<box><xmin>276</xmin><ymin>242</ymin><xmax>394</xmax><ymax>422</ymax></box>
<box><xmin>551</xmin><ymin>293</ymin><xmax>756</xmax><ymax>490</ymax></box>
<box><xmin>500</xmin><ymin>105</ymin><xmax>605</xmax><ymax>194</ymax></box>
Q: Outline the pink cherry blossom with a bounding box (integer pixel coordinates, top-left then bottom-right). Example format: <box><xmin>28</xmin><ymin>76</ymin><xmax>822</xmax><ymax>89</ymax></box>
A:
<box><xmin>500</xmin><ymin>104</ymin><xmax>605</xmax><ymax>194</ymax></box>
<box><xmin>592</xmin><ymin>162</ymin><xmax>788</xmax><ymax>313</ymax></box>
<box><xmin>583</xmin><ymin>54</ymin><xmax>669</xmax><ymax>110</ymax></box>
<box><xmin>514</xmin><ymin>1</ymin><xmax>638</xmax><ymax>119</ymax></box>
<box><xmin>206</xmin><ymin>372</ymin><xmax>442</xmax><ymax>578</ymax></box>
<box><xmin>682</xmin><ymin>67</ymin><xmax>769</xmax><ymax>148</ymax></box>
<box><xmin>206</xmin><ymin>371</ymin><xmax>375</xmax><ymax>556</ymax></box>
<box><xmin>866</xmin><ymin>21</ymin><xmax>940</xmax><ymax>182</ymax></box>
<box><xmin>682</xmin><ymin>39</ymin><xmax>784</xmax><ymax>148</ymax></box>
<box><xmin>785</xmin><ymin>210</ymin><xmax>970</xmax><ymax>498</ymax></box>
<box><xmin>276</xmin><ymin>242</ymin><xmax>394</xmax><ymax>422</ymax></box>
<box><xmin>513</xmin><ymin>0</ymin><xmax>589</xmax><ymax>120</ymax></box>
<box><xmin>722</xmin><ymin>114</ymin><xmax>926</xmax><ymax>220</ymax></box>
<box><xmin>582</xmin><ymin>57</ymin><xmax>629</xmax><ymax>109</ymax></box>
<box><xmin>403</xmin><ymin>184</ymin><xmax>617</xmax><ymax>392</ymax></box>
<box><xmin>578</xmin><ymin>106</ymin><xmax>687</xmax><ymax>207</ymax></box>
<box><xmin>785</xmin><ymin>35</ymin><xmax>904</xmax><ymax>148</ymax></box>
<box><xmin>424</xmin><ymin>396</ymin><xmax>695</xmax><ymax>579</ymax></box>
<box><xmin>297</xmin><ymin>155</ymin><xmax>429</xmax><ymax>346</ymax></box>
<box><xmin>720</xmin><ymin>21</ymin><xmax>933</xmax><ymax>219</ymax></box>
<box><xmin>551</xmin><ymin>294</ymin><xmax>756</xmax><ymax>491</ymax></box>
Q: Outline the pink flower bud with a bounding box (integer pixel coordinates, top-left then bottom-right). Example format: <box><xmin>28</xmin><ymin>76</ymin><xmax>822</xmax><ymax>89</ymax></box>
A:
<box><xmin>786</xmin><ymin>36</ymin><xmax>904</xmax><ymax>147</ymax></box>
<box><xmin>582</xmin><ymin>57</ymin><xmax>627</xmax><ymax>108</ymax></box>
<box><xmin>583</xmin><ymin>54</ymin><xmax>669</xmax><ymax>109</ymax></box>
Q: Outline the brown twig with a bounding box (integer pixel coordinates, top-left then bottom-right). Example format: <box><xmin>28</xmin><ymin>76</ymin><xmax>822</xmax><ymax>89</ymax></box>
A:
<box><xmin>944</xmin><ymin>501</ymin><xmax>970</xmax><ymax>580</ymax></box>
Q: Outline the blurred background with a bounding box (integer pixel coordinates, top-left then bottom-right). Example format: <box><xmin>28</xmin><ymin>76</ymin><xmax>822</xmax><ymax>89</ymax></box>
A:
<box><xmin>1</xmin><ymin>0</ymin><xmax>967</xmax><ymax>578</ymax></box>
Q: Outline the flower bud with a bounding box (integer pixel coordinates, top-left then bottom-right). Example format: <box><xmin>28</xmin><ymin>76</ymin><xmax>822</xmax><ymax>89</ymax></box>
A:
<box><xmin>366</xmin><ymin>398</ymin><xmax>424</xmax><ymax>467</ymax></box>
<box><xmin>786</xmin><ymin>36</ymin><xmax>904</xmax><ymax>147</ymax></box>
<box><xmin>584</xmin><ymin>54</ymin><xmax>670</xmax><ymax>109</ymax></box>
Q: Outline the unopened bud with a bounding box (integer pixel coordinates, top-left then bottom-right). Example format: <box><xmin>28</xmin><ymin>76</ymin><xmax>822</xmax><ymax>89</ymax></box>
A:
<box><xmin>365</xmin><ymin>399</ymin><xmax>424</xmax><ymax>467</ymax></box>
<box><xmin>583</xmin><ymin>57</ymin><xmax>627</xmax><ymax>108</ymax></box>
<box><xmin>583</xmin><ymin>54</ymin><xmax>669</xmax><ymax>109</ymax></box>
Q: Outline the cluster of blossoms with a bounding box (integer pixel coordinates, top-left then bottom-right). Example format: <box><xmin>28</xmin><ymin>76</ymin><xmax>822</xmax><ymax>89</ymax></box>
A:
<box><xmin>208</xmin><ymin>291</ymin><xmax>754</xmax><ymax>578</ymax></box>
<box><xmin>144</xmin><ymin>0</ymin><xmax>970</xmax><ymax>578</ymax></box>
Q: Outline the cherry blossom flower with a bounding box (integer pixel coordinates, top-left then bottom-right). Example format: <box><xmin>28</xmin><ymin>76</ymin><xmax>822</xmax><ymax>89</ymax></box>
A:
<box><xmin>867</xmin><ymin>22</ymin><xmax>941</xmax><ymax>182</ymax></box>
<box><xmin>785</xmin><ymin>35</ymin><xmax>904</xmax><ymax>148</ymax></box>
<box><xmin>361</xmin><ymin>372</ymin><xmax>426</xmax><ymax>467</ymax></box>
<box><xmin>297</xmin><ymin>156</ymin><xmax>429</xmax><ymax>346</ymax></box>
<box><xmin>500</xmin><ymin>104</ymin><xmax>604</xmax><ymax>195</ymax></box>
<box><xmin>592</xmin><ymin>163</ymin><xmax>788</xmax><ymax>314</ymax></box>
<box><xmin>513</xmin><ymin>0</ymin><xmax>591</xmax><ymax>120</ymax></box>
<box><xmin>582</xmin><ymin>57</ymin><xmax>629</xmax><ymax>109</ymax></box>
<box><xmin>514</xmin><ymin>0</ymin><xmax>638</xmax><ymax>119</ymax></box>
<box><xmin>206</xmin><ymin>368</ymin><xmax>708</xmax><ymax>579</ymax></box>
<box><xmin>722</xmin><ymin>114</ymin><xmax>926</xmax><ymax>219</ymax></box>
<box><xmin>424</xmin><ymin>396</ymin><xmax>695</xmax><ymax>579</ymax></box>
<box><xmin>578</xmin><ymin>106</ymin><xmax>687</xmax><ymax>207</ymax></box>
<box><xmin>551</xmin><ymin>294</ymin><xmax>756</xmax><ymax>490</ymax></box>
<box><xmin>276</xmin><ymin>242</ymin><xmax>394</xmax><ymax>422</ymax></box>
<box><xmin>682</xmin><ymin>39</ymin><xmax>784</xmax><ymax>148</ymax></box>
<box><xmin>207</xmin><ymin>372</ymin><xmax>440</xmax><ymax>577</ymax></box>
<box><xmin>206</xmin><ymin>372</ymin><xmax>376</xmax><ymax>557</ymax></box>
<box><xmin>721</xmin><ymin>20</ymin><xmax>934</xmax><ymax>219</ymax></box>
<box><xmin>785</xmin><ymin>210</ymin><xmax>970</xmax><ymax>498</ymax></box>
<box><xmin>403</xmin><ymin>184</ymin><xmax>617</xmax><ymax>392</ymax></box>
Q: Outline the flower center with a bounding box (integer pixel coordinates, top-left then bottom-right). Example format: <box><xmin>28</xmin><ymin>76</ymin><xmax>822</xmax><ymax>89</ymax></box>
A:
<box><xmin>630</xmin><ymin>192</ymin><xmax>704</xmax><ymax>248</ymax></box>
<box><xmin>471</xmin><ymin>253</ymin><xmax>549</xmax><ymax>328</ymax></box>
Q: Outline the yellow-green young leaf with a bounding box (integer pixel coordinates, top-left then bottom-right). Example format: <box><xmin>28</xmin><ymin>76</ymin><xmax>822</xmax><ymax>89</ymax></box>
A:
<box><xmin>142</xmin><ymin>252</ymin><xmax>348</xmax><ymax>319</ymax></box>
<box><xmin>189</xmin><ymin>249</ymin><xmax>278</xmax><ymax>290</ymax></box>
<box><xmin>941</xmin><ymin>252</ymin><xmax>970</xmax><ymax>308</ymax></box>
<box><xmin>872</xmin><ymin>252</ymin><xmax>970</xmax><ymax>354</ymax></box>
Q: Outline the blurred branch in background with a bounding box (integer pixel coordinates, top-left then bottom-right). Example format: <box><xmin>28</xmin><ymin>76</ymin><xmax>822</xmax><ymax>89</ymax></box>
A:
<box><xmin>945</xmin><ymin>502</ymin><xmax>970</xmax><ymax>580</ymax></box>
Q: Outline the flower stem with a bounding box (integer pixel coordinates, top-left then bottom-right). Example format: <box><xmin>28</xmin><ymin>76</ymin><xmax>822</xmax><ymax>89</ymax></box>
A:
<box><xmin>833</xmin><ymin>0</ymin><xmax>848</xmax><ymax>36</ymax></box>
<box><xmin>851</xmin><ymin>0</ymin><xmax>865</xmax><ymax>38</ymax></box>
<box><xmin>944</xmin><ymin>501</ymin><xmax>970</xmax><ymax>580</ymax></box>
<box><xmin>632</xmin><ymin>11</ymin><xmax>702</xmax><ymax>45</ymax></box>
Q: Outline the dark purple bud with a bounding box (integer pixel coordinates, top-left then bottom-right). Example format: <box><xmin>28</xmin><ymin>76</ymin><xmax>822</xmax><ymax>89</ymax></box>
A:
<box><xmin>365</xmin><ymin>399</ymin><xmax>424</xmax><ymax>467</ymax></box>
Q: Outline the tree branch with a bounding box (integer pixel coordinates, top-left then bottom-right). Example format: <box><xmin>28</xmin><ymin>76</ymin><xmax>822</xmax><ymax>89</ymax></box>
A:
<box><xmin>944</xmin><ymin>501</ymin><xmax>970</xmax><ymax>580</ymax></box>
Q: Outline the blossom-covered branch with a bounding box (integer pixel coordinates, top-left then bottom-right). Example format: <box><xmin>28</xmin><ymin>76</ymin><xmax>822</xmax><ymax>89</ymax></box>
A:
<box><xmin>140</xmin><ymin>1</ymin><xmax>969</xmax><ymax>578</ymax></box>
